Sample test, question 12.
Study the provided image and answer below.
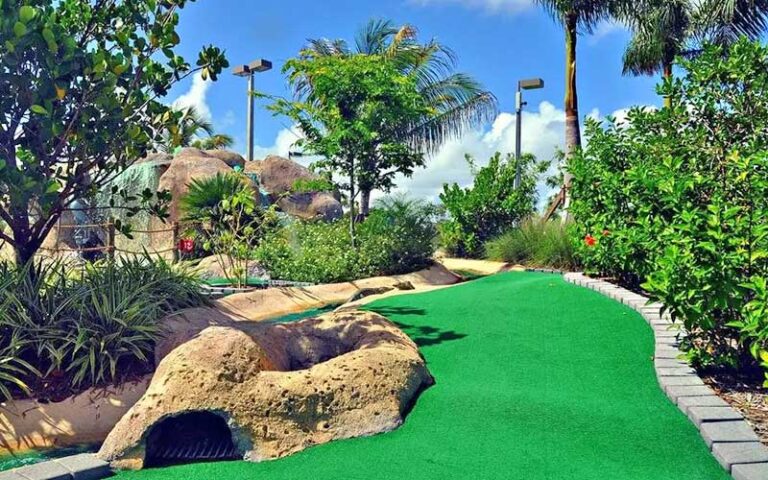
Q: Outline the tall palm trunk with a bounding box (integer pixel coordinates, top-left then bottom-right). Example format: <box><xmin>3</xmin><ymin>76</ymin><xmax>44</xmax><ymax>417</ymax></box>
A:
<box><xmin>561</xmin><ymin>11</ymin><xmax>581</xmax><ymax>219</ymax></box>
<box><xmin>662</xmin><ymin>60</ymin><xmax>673</xmax><ymax>108</ymax></box>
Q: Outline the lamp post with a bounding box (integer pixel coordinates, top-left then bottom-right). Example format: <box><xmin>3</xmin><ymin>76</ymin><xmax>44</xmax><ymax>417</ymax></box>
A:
<box><xmin>515</xmin><ymin>77</ymin><xmax>544</xmax><ymax>189</ymax></box>
<box><xmin>233</xmin><ymin>59</ymin><xmax>273</xmax><ymax>162</ymax></box>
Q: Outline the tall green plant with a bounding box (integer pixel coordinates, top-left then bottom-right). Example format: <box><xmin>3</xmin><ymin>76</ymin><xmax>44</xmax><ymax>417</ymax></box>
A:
<box><xmin>301</xmin><ymin>20</ymin><xmax>497</xmax><ymax>216</ymax></box>
<box><xmin>439</xmin><ymin>152</ymin><xmax>548</xmax><ymax>258</ymax></box>
<box><xmin>570</xmin><ymin>39</ymin><xmax>768</xmax><ymax>382</ymax></box>
<box><xmin>181</xmin><ymin>173</ymin><xmax>277</xmax><ymax>287</ymax></box>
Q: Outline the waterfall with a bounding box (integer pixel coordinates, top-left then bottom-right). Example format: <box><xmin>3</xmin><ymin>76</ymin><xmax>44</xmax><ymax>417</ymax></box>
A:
<box><xmin>96</xmin><ymin>158</ymin><xmax>170</xmax><ymax>254</ymax></box>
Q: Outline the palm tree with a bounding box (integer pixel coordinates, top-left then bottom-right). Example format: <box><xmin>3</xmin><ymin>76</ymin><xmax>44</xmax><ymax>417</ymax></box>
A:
<box><xmin>299</xmin><ymin>19</ymin><xmax>498</xmax><ymax>216</ymax></box>
<box><xmin>622</xmin><ymin>0</ymin><xmax>768</xmax><ymax>107</ymax></box>
<box><xmin>191</xmin><ymin>133</ymin><xmax>235</xmax><ymax>150</ymax></box>
<box><xmin>534</xmin><ymin>0</ymin><xmax>621</xmax><ymax>217</ymax></box>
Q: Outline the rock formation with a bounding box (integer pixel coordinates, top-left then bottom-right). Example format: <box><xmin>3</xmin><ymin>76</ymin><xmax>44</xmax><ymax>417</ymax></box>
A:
<box><xmin>247</xmin><ymin>155</ymin><xmax>342</xmax><ymax>221</ymax></box>
<box><xmin>98</xmin><ymin>310</ymin><xmax>433</xmax><ymax>469</ymax></box>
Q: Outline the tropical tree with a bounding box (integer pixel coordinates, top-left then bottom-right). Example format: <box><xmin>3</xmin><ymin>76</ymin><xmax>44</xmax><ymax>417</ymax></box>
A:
<box><xmin>534</xmin><ymin>0</ymin><xmax>621</xmax><ymax>215</ymax></box>
<box><xmin>160</xmin><ymin>107</ymin><xmax>213</xmax><ymax>153</ymax></box>
<box><xmin>0</xmin><ymin>0</ymin><xmax>228</xmax><ymax>265</ymax></box>
<box><xmin>621</xmin><ymin>0</ymin><xmax>768</xmax><ymax>107</ymax></box>
<box><xmin>269</xmin><ymin>54</ymin><xmax>431</xmax><ymax>246</ymax></box>
<box><xmin>299</xmin><ymin>19</ymin><xmax>498</xmax><ymax>216</ymax></box>
<box><xmin>191</xmin><ymin>133</ymin><xmax>234</xmax><ymax>150</ymax></box>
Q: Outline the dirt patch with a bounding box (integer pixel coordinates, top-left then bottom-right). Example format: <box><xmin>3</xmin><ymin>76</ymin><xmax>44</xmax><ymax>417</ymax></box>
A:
<box><xmin>704</xmin><ymin>374</ymin><xmax>768</xmax><ymax>445</ymax></box>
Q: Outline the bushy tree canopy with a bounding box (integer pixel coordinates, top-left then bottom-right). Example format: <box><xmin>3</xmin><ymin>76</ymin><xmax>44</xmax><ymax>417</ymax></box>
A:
<box><xmin>0</xmin><ymin>0</ymin><xmax>228</xmax><ymax>263</ymax></box>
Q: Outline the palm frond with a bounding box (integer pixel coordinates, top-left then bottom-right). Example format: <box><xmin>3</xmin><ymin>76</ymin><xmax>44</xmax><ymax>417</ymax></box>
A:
<box><xmin>408</xmin><ymin>92</ymin><xmax>498</xmax><ymax>155</ymax></box>
<box><xmin>534</xmin><ymin>0</ymin><xmax>618</xmax><ymax>32</ymax></box>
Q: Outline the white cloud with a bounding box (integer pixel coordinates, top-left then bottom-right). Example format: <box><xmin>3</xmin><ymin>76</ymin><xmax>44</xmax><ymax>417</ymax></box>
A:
<box><xmin>410</xmin><ymin>0</ymin><xmax>533</xmax><ymax>14</ymax></box>
<box><xmin>171</xmin><ymin>72</ymin><xmax>212</xmax><ymax>120</ymax></box>
<box><xmin>388</xmin><ymin>101</ymin><xmax>567</xmax><ymax>204</ymax></box>
<box><xmin>588</xmin><ymin>21</ymin><xmax>625</xmax><ymax>45</ymax></box>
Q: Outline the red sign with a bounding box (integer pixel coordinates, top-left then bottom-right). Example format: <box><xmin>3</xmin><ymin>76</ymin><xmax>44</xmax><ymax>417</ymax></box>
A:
<box><xmin>179</xmin><ymin>238</ymin><xmax>195</xmax><ymax>253</ymax></box>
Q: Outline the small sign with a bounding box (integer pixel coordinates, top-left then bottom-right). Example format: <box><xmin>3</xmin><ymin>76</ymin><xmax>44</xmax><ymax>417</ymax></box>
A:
<box><xmin>179</xmin><ymin>238</ymin><xmax>195</xmax><ymax>253</ymax></box>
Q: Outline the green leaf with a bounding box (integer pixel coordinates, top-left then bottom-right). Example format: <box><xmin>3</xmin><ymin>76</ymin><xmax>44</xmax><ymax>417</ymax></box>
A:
<box><xmin>19</xmin><ymin>6</ymin><xmax>36</xmax><ymax>23</ymax></box>
<box><xmin>13</xmin><ymin>22</ymin><xmax>27</xmax><ymax>38</ymax></box>
<box><xmin>30</xmin><ymin>104</ymin><xmax>48</xmax><ymax>115</ymax></box>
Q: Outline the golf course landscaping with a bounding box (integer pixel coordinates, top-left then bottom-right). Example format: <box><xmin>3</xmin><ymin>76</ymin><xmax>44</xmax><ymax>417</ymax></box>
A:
<box><xmin>114</xmin><ymin>271</ymin><xmax>729</xmax><ymax>480</ymax></box>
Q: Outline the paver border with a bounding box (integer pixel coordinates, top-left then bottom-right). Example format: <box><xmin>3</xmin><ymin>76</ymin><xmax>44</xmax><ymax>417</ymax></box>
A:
<box><xmin>564</xmin><ymin>272</ymin><xmax>768</xmax><ymax>480</ymax></box>
<box><xmin>0</xmin><ymin>453</ymin><xmax>112</xmax><ymax>480</ymax></box>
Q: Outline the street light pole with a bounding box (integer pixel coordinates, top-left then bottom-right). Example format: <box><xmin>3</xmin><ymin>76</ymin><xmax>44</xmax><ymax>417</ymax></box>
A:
<box><xmin>233</xmin><ymin>59</ymin><xmax>273</xmax><ymax>162</ymax></box>
<box><xmin>514</xmin><ymin>78</ymin><xmax>545</xmax><ymax>189</ymax></box>
<box><xmin>247</xmin><ymin>73</ymin><xmax>255</xmax><ymax>162</ymax></box>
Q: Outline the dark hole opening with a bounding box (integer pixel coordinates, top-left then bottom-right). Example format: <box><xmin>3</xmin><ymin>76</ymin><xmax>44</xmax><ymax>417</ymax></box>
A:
<box><xmin>144</xmin><ymin>411</ymin><xmax>240</xmax><ymax>468</ymax></box>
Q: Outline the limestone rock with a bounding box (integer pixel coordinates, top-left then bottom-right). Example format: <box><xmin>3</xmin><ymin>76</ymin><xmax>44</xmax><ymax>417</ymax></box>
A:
<box><xmin>204</xmin><ymin>150</ymin><xmax>246</xmax><ymax>170</ymax></box>
<box><xmin>256</xmin><ymin>155</ymin><xmax>314</xmax><ymax>194</ymax></box>
<box><xmin>98</xmin><ymin>310</ymin><xmax>433</xmax><ymax>469</ymax></box>
<box><xmin>154</xmin><ymin>152</ymin><xmax>232</xmax><ymax>240</ymax></box>
<box><xmin>253</xmin><ymin>156</ymin><xmax>343</xmax><ymax>221</ymax></box>
<box><xmin>194</xmin><ymin>255</ymin><xmax>269</xmax><ymax>282</ymax></box>
<box><xmin>278</xmin><ymin>192</ymin><xmax>343</xmax><ymax>221</ymax></box>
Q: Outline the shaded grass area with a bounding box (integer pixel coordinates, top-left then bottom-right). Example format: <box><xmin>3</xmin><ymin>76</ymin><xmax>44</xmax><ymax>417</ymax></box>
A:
<box><xmin>116</xmin><ymin>272</ymin><xmax>728</xmax><ymax>480</ymax></box>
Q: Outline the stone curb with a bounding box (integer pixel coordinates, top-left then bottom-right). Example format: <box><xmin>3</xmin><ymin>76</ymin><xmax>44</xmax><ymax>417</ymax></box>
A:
<box><xmin>564</xmin><ymin>272</ymin><xmax>768</xmax><ymax>479</ymax></box>
<box><xmin>0</xmin><ymin>454</ymin><xmax>112</xmax><ymax>480</ymax></box>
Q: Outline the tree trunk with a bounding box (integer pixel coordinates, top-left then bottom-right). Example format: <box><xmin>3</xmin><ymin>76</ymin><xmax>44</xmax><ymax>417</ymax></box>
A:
<box><xmin>348</xmin><ymin>158</ymin><xmax>356</xmax><ymax>249</ymax></box>
<box><xmin>561</xmin><ymin>12</ymin><xmax>580</xmax><ymax>222</ymax></box>
<box><xmin>360</xmin><ymin>188</ymin><xmax>371</xmax><ymax>218</ymax></box>
<box><xmin>662</xmin><ymin>61</ymin><xmax>673</xmax><ymax>109</ymax></box>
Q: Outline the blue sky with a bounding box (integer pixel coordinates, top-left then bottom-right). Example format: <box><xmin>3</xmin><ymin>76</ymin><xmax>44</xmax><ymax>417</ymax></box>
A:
<box><xmin>167</xmin><ymin>0</ymin><xmax>662</xmax><ymax>199</ymax></box>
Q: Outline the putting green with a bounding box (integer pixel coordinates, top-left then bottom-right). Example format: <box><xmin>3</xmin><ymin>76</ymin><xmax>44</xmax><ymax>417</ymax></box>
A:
<box><xmin>116</xmin><ymin>272</ymin><xmax>729</xmax><ymax>480</ymax></box>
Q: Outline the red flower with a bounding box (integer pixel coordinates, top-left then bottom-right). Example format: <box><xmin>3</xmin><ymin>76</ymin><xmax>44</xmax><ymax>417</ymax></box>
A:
<box><xmin>584</xmin><ymin>234</ymin><xmax>597</xmax><ymax>247</ymax></box>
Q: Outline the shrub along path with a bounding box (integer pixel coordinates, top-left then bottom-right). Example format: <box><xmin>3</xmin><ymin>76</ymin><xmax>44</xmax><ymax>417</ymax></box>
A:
<box><xmin>117</xmin><ymin>272</ymin><xmax>729</xmax><ymax>479</ymax></box>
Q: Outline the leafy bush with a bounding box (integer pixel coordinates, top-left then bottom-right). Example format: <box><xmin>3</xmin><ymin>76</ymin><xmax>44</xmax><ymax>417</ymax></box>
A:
<box><xmin>256</xmin><ymin>196</ymin><xmax>437</xmax><ymax>283</ymax></box>
<box><xmin>0</xmin><ymin>255</ymin><xmax>206</xmax><ymax>401</ymax></box>
<box><xmin>485</xmin><ymin>219</ymin><xmax>576</xmax><ymax>270</ymax></box>
<box><xmin>439</xmin><ymin>152</ymin><xmax>548</xmax><ymax>258</ymax></box>
<box><xmin>569</xmin><ymin>39</ymin><xmax>768</xmax><ymax>381</ymax></box>
<box><xmin>181</xmin><ymin>173</ymin><xmax>278</xmax><ymax>286</ymax></box>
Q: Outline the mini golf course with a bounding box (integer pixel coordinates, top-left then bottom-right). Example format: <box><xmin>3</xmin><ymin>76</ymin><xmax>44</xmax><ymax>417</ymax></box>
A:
<box><xmin>116</xmin><ymin>271</ymin><xmax>729</xmax><ymax>479</ymax></box>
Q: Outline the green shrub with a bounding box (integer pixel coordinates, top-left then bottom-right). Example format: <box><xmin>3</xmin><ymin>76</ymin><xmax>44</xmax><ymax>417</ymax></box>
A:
<box><xmin>439</xmin><ymin>152</ymin><xmax>548</xmax><ymax>258</ymax></box>
<box><xmin>181</xmin><ymin>172</ymin><xmax>278</xmax><ymax>286</ymax></box>
<box><xmin>0</xmin><ymin>255</ymin><xmax>206</xmax><ymax>400</ymax></box>
<box><xmin>485</xmin><ymin>219</ymin><xmax>575</xmax><ymax>270</ymax></box>
<box><xmin>569</xmin><ymin>39</ymin><xmax>768</xmax><ymax>381</ymax></box>
<box><xmin>256</xmin><ymin>195</ymin><xmax>437</xmax><ymax>283</ymax></box>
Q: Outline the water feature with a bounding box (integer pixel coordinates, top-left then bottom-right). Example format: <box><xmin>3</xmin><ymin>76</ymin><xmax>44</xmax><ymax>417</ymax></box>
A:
<box><xmin>97</xmin><ymin>158</ymin><xmax>171</xmax><ymax>254</ymax></box>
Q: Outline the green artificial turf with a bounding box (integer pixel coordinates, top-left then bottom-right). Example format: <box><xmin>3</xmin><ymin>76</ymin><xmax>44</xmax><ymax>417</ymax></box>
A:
<box><xmin>116</xmin><ymin>272</ymin><xmax>729</xmax><ymax>480</ymax></box>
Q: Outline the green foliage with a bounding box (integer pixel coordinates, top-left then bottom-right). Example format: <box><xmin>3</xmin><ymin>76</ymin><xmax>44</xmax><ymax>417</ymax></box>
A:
<box><xmin>301</xmin><ymin>19</ymin><xmax>497</xmax><ymax>214</ymax></box>
<box><xmin>291</xmin><ymin>177</ymin><xmax>336</xmax><ymax>194</ymax></box>
<box><xmin>268</xmin><ymin>52</ymin><xmax>432</xmax><ymax>241</ymax></box>
<box><xmin>485</xmin><ymin>219</ymin><xmax>576</xmax><ymax>270</ymax></box>
<box><xmin>0</xmin><ymin>0</ymin><xmax>228</xmax><ymax>264</ymax></box>
<box><xmin>439</xmin><ymin>152</ymin><xmax>548</xmax><ymax>258</ymax></box>
<box><xmin>255</xmin><ymin>196</ymin><xmax>437</xmax><ymax>283</ymax></box>
<box><xmin>181</xmin><ymin>173</ymin><xmax>278</xmax><ymax>287</ymax></box>
<box><xmin>0</xmin><ymin>255</ymin><xmax>206</xmax><ymax>401</ymax></box>
<box><xmin>569</xmin><ymin>39</ymin><xmax>768</xmax><ymax>381</ymax></box>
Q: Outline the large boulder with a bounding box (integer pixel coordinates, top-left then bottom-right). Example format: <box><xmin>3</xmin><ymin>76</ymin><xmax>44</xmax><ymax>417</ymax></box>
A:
<box><xmin>151</xmin><ymin>151</ymin><xmax>233</xmax><ymax>249</ymax></box>
<box><xmin>278</xmin><ymin>192</ymin><xmax>343</xmax><ymax>221</ymax></box>
<box><xmin>194</xmin><ymin>255</ymin><xmax>269</xmax><ymax>282</ymax></box>
<box><xmin>247</xmin><ymin>155</ymin><xmax>343</xmax><ymax>221</ymax></box>
<box><xmin>98</xmin><ymin>310</ymin><xmax>432</xmax><ymax>469</ymax></box>
<box><xmin>204</xmin><ymin>150</ymin><xmax>246</xmax><ymax>170</ymax></box>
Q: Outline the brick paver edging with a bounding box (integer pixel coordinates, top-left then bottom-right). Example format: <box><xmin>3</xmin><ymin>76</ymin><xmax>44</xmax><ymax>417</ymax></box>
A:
<box><xmin>0</xmin><ymin>453</ymin><xmax>111</xmax><ymax>480</ymax></box>
<box><xmin>564</xmin><ymin>272</ymin><xmax>768</xmax><ymax>480</ymax></box>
